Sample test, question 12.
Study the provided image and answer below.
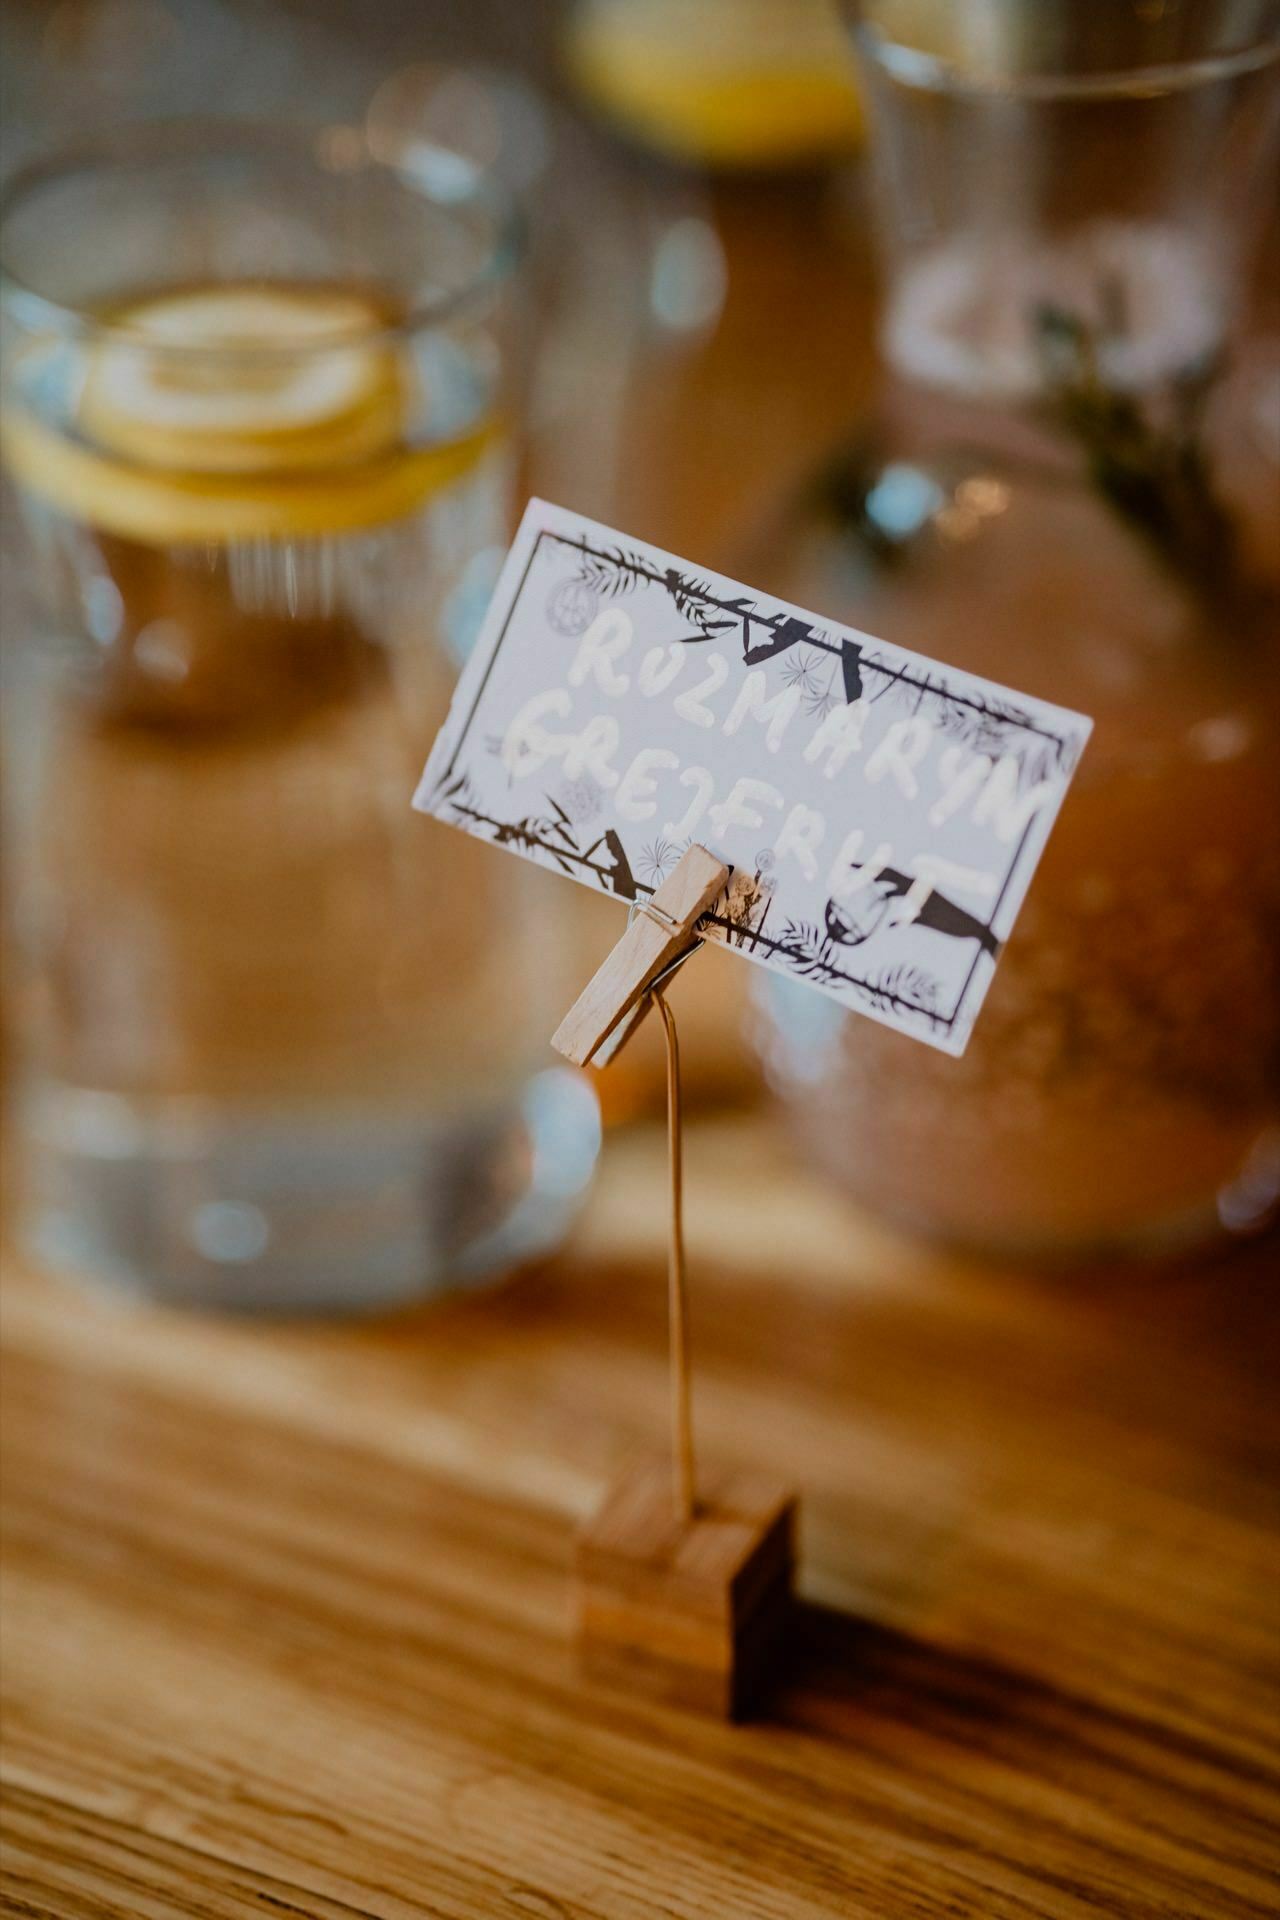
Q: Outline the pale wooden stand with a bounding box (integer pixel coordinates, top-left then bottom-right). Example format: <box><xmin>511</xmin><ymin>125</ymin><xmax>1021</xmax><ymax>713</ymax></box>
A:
<box><xmin>554</xmin><ymin>846</ymin><xmax>798</xmax><ymax>1719</ymax></box>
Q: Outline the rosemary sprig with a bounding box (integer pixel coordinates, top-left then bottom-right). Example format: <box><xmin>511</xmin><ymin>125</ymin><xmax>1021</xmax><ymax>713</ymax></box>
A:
<box><xmin>1034</xmin><ymin>302</ymin><xmax>1248</xmax><ymax>612</ymax></box>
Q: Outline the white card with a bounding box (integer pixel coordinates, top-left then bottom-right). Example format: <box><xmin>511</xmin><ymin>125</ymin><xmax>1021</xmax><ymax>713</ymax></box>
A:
<box><xmin>415</xmin><ymin>500</ymin><xmax>1091</xmax><ymax>1056</ymax></box>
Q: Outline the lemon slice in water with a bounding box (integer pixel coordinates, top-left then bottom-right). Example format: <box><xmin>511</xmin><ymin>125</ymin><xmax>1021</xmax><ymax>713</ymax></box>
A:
<box><xmin>2</xmin><ymin>283</ymin><xmax>498</xmax><ymax>544</ymax></box>
<box><xmin>80</xmin><ymin>286</ymin><xmax>404</xmax><ymax>474</ymax></box>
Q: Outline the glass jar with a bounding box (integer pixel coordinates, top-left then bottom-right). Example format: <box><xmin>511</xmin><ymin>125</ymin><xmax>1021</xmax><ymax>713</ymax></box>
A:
<box><xmin>754</xmin><ymin>2</ymin><xmax>1280</xmax><ymax>1257</ymax></box>
<box><xmin>0</xmin><ymin>124</ymin><xmax>599</xmax><ymax>1310</ymax></box>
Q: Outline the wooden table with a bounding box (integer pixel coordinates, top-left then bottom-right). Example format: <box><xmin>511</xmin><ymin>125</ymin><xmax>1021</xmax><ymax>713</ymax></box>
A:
<box><xmin>3</xmin><ymin>1114</ymin><xmax>1278</xmax><ymax>1918</ymax></box>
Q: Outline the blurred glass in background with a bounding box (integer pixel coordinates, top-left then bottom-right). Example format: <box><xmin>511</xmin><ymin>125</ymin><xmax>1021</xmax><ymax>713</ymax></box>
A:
<box><xmin>1</xmin><ymin>0</ymin><xmax>377</xmax><ymax>166</ymax></box>
<box><xmin>363</xmin><ymin>45</ymin><xmax>750</xmax><ymax>1128</ymax></box>
<box><xmin>756</xmin><ymin>0</ymin><xmax>1280</xmax><ymax>1257</ymax></box>
<box><xmin>0</xmin><ymin>122</ymin><xmax>598</xmax><ymax>1308</ymax></box>
<box><xmin>3</xmin><ymin>0</ymin><xmax>1276</xmax><ymax>1291</ymax></box>
<box><xmin>566</xmin><ymin>0</ymin><xmax>863</xmax><ymax>170</ymax></box>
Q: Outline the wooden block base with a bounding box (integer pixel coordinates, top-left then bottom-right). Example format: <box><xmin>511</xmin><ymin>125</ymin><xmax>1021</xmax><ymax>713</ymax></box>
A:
<box><xmin>574</xmin><ymin>1457</ymin><xmax>797</xmax><ymax>1719</ymax></box>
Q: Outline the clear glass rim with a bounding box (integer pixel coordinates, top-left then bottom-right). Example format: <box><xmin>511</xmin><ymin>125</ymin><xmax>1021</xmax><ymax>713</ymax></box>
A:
<box><xmin>853</xmin><ymin>19</ymin><xmax>1280</xmax><ymax>100</ymax></box>
<box><xmin>0</xmin><ymin>117</ymin><xmax>524</xmax><ymax>357</ymax></box>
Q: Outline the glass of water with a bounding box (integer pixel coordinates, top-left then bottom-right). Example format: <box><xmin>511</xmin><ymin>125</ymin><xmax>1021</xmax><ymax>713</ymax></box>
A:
<box><xmin>1</xmin><ymin>122</ymin><xmax>599</xmax><ymax>1310</ymax></box>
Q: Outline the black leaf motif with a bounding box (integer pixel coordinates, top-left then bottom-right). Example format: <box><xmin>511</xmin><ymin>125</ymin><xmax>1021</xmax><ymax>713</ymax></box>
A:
<box><xmin>664</xmin><ymin>569</ymin><xmax>738</xmax><ymax>637</ymax></box>
<box><xmin>840</xmin><ymin>639</ymin><xmax>864</xmax><ymax>704</ymax></box>
<box><xmin>851</xmin><ymin>963</ymin><xmax>947</xmax><ymax>1026</ymax></box>
<box><xmin>440</xmin><ymin>771</ymin><xmax>481</xmax><ymax>814</ymax></box>
<box><xmin>776</xmin><ymin>920</ymin><xmax>849</xmax><ymax>986</ymax></box>
<box><xmin>743</xmin><ymin>615</ymin><xmax>815</xmax><ymax>667</ymax></box>
<box><xmin>577</xmin><ymin>546</ymin><xmax>652</xmax><ymax>599</ymax></box>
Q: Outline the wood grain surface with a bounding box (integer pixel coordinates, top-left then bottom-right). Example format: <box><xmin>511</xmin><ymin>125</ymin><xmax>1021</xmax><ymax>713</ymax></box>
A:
<box><xmin>3</xmin><ymin>1114</ymin><xmax>1278</xmax><ymax>1919</ymax></box>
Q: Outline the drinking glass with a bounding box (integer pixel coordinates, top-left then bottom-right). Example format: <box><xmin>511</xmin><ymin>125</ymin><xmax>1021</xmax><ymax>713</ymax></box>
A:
<box><xmin>1</xmin><ymin>123</ymin><xmax>599</xmax><ymax>1309</ymax></box>
<box><xmin>753</xmin><ymin>2</ymin><xmax>1280</xmax><ymax>1256</ymax></box>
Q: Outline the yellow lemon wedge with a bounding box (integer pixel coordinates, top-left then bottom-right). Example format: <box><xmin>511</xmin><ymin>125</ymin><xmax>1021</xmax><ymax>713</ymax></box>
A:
<box><xmin>79</xmin><ymin>286</ymin><xmax>405</xmax><ymax>475</ymax></box>
<box><xmin>1</xmin><ymin>283</ymin><xmax>499</xmax><ymax>545</ymax></box>
<box><xmin>567</xmin><ymin>0</ymin><xmax>863</xmax><ymax>168</ymax></box>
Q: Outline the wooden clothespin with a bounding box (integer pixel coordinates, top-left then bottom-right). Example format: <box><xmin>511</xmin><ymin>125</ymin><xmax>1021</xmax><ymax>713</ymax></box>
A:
<box><xmin>551</xmin><ymin>845</ymin><xmax>729</xmax><ymax>1068</ymax></box>
<box><xmin>554</xmin><ymin>842</ymin><xmax>797</xmax><ymax>1719</ymax></box>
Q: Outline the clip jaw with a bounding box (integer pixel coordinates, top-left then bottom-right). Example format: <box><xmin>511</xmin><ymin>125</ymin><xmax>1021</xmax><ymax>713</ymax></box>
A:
<box><xmin>588</xmin><ymin>902</ymin><xmax>706</xmax><ymax>1068</ymax></box>
<box><xmin>550</xmin><ymin>846</ymin><xmax>729</xmax><ymax>1068</ymax></box>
